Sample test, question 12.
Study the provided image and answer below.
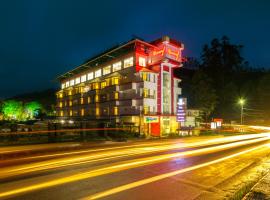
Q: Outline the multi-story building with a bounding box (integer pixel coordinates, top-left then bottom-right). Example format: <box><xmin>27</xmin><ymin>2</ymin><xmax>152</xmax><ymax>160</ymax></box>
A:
<box><xmin>56</xmin><ymin>36</ymin><xmax>184</xmax><ymax>137</ymax></box>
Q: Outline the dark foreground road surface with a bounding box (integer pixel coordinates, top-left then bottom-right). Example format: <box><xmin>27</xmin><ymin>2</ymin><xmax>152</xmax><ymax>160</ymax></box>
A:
<box><xmin>1</xmin><ymin>133</ymin><xmax>270</xmax><ymax>200</ymax></box>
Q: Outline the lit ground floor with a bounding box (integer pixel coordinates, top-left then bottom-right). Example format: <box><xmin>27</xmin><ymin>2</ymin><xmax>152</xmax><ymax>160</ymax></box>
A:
<box><xmin>57</xmin><ymin>115</ymin><xmax>180</xmax><ymax>137</ymax></box>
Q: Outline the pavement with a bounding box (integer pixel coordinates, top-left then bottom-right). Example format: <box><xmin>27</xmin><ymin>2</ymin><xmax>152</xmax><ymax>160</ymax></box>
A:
<box><xmin>1</xmin><ymin>133</ymin><xmax>270</xmax><ymax>200</ymax></box>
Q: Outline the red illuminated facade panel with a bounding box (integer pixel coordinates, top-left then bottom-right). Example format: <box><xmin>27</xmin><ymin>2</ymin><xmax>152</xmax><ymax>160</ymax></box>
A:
<box><xmin>56</xmin><ymin>36</ymin><xmax>184</xmax><ymax>136</ymax></box>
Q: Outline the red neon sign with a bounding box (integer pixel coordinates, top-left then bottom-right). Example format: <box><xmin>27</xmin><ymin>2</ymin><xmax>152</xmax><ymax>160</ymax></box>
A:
<box><xmin>167</xmin><ymin>48</ymin><xmax>180</xmax><ymax>60</ymax></box>
<box><xmin>153</xmin><ymin>46</ymin><xmax>165</xmax><ymax>56</ymax></box>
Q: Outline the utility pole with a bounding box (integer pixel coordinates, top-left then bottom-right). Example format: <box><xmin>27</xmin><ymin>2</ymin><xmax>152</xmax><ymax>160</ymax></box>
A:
<box><xmin>238</xmin><ymin>98</ymin><xmax>245</xmax><ymax>125</ymax></box>
<box><xmin>241</xmin><ymin>104</ymin><xmax>244</xmax><ymax>125</ymax></box>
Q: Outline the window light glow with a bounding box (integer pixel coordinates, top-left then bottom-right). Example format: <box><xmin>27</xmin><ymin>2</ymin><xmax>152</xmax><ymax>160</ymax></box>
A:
<box><xmin>113</xmin><ymin>62</ymin><xmax>122</xmax><ymax>72</ymax></box>
<box><xmin>112</xmin><ymin>77</ymin><xmax>119</xmax><ymax>85</ymax></box>
<box><xmin>65</xmin><ymin>81</ymin><xmax>70</xmax><ymax>87</ymax></box>
<box><xmin>101</xmin><ymin>81</ymin><xmax>107</xmax><ymax>89</ymax></box>
<box><xmin>124</xmin><ymin>57</ymin><xmax>133</xmax><ymax>68</ymax></box>
<box><xmin>75</xmin><ymin>77</ymin><xmax>80</xmax><ymax>84</ymax></box>
<box><xmin>96</xmin><ymin>107</ymin><xmax>100</xmax><ymax>116</ymax></box>
<box><xmin>81</xmin><ymin>109</ymin><xmax>85</xmax><ymax>116</ymax></box>
<box><xmin>103</xmin><ymin>66</ymin><xmax>111</xmax><ymax>75</ymax></box>
<box><xmin>88</xmin><ymin>72</ymin><xmax>94</xmax><ymax>80</ymax></box>
<box><xmin>81</xmin><ymin>75</ymin><xmax>86</xmax><ymax>82</ymax></box>
<box><xmin>70</xmin><ymin>79</ymin><xmax>75</xmax><ymax>86</ymax></box>
<box><xmin>114</xmin><ymin>92</ymin><xmax>119</xmax><ymax>99</ymax></box>
<box><xmin>139</xmin><ymin>57</ymin><xmax>146</xmax><ymax>67</ymax></box>
<box><xmin>95</xmin><ymin>69</ymin><xmax>102</xmax><ymax>78</ymax></box>
<box><xmin>114</xmin><ymin>107</ymin><xmax>118</xmax><ymax>115</ymax></box>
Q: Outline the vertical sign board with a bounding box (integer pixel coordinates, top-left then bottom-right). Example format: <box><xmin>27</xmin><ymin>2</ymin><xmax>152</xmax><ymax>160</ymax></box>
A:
<box><xmin>177</xmin><ymin>98</ymin><xmax>187</xmax><ymax>122</ymax></box>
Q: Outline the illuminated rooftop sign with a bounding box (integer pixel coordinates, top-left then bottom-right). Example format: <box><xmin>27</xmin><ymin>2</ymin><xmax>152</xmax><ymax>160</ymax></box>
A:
<box><xmin>149</xmin><ymin>43</ymin><xmax>182</xmax><ymax>64</ymax></box>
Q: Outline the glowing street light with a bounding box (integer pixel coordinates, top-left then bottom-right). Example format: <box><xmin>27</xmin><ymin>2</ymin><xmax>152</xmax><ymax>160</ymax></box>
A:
<box><xmin>238</xmin><ymin>98</ymin><xmax>245</xmax><ymax>125</ymax></box>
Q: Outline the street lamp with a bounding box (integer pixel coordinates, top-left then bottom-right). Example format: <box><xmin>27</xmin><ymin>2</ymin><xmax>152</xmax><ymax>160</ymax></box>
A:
<box><xmin>238</xmin><ymin>98</ymin><xmax>245</xmax><ymax>125</ymax></box>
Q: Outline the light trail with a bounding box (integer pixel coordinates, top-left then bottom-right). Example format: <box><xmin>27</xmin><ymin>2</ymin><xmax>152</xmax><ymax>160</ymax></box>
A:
<box><xmin>86</xmin><ymin>144</ymin><xmax>269</xmax><ymax>200</ymax></box>
<box><xmin>1</xmin><ymin>132</ymin><xmax>266</xmax><ymax>156</ymax></box>
<box><xmin>0</xmin><ymin>136</ymin><xmax>269</xmax><ymax>199</ymax></box>
<box><xmin>0</xmin><ymin>141</ymin><xmax>169</xmax><ymax>155</ymax></box>
<box><xmin>1</xmin><ymin>133</ymin><xmax>269</xmax><ymax>179</ymax></box>
<box><xmin>249</xmin><ymin>125</ymin><xmax>270</xmax><ymax>131</ymax></box>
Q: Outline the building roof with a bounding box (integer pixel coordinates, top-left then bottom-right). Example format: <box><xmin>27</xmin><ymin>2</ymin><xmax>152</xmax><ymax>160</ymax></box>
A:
<box><xmin>56</xmin><ymin>38</ymin><xmax>156</xmax><ymax>81</ymax></box>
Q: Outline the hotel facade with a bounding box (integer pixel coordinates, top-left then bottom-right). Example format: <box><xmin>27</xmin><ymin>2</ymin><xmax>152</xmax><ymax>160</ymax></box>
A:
<box><xmin>56</xmin><ymin>36</ymin><xmax>184</xmax><ymax>137</ymax></box>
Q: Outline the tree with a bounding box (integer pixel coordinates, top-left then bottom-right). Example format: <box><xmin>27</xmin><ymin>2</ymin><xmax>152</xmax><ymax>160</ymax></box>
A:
<box><xmin>257</xmin><ymin>73</ymin><xmax>270</xmax><ymax>119</ymax></box>
<box><xmin>25</xmin><ymin>101</ymin><xmax>42</xmax><ymax>119</ymax></box>
<box><xmin>199</xmin><ymin>36</ymin><xmax>250</xmax><ymax>120</ymax></box>
<box><xmin>1</xmin><ymin>100</ymin><xmax>24</xmax><ymax>120</ymax></box>
<box><xmin>190</xmin><ymin>70</ymin><xmax>217</xmax><ymax>121</ymax></box>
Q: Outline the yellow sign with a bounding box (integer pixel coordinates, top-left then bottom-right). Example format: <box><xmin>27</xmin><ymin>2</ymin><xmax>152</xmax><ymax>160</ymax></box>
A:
<box><xmin>144</xmin><ymin>116</ymin><xmax>159</xmax><ymax>123</ymax></box>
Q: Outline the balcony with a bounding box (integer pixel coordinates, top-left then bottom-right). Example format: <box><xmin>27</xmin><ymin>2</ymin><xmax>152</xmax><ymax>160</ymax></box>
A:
<box><xmin>119</xmin><ymin>82</ymin><xmax>137</xmax><ymax>91</ymax></box>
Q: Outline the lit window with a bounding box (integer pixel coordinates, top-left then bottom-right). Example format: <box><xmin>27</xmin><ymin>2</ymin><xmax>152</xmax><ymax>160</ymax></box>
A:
<box><xmin>95</xmin><ymin>95</ymin><xmax>99</xmax><ymax>102</ymax></box>
<box><xmin>79</xmin><ymin>87</ymin><xmax>84</xmax><ymax>93</ymax></box>
<box><xmin>141</xmin><ymin>72</ymin><xmax>148</xmax><ymax>81</ymax></box>
<box><xmin>88</xmin><ymin>97</ymin><xmax>91</xmax><ymax>103</ymax></box>
<box><xmin>106</xmin><ymin>79</ymin><xmax>110</xmax><ymax>86</ymax></box>
<box><xmin>60</xmin><ymin>111</ymin><xmax>63</xmax><ymax>117</ymax></box>
<box><xmin>84</xmin><ymin>86</ymin><xmax>90</xmax><ymax>93</ymax></box>
<box><xmin>124</xmin><ymin>57</ymin><xmax>133</xmax><ymax>68</ymax></box>
<box><xmin>143</xmin><ymin>88</ymin><xmax>149</xmax><ymax>98</ymax></box>
<box><xmin>112</xmin><ymin>77</ymin><xmax>119</xmax><ymax>85</ymax></box>
<box><xmin>101</xmin><ymin>81</ymin><xmax>107</xmax><ymax>89</ymax></box>
<box><xmin>96</xmin><ymin>107</ymin><xmax>100</xmax><ymax>116</ymax></box>
<box><xmin>139</xmin><ymin>57</ymin><xmax>146</xmax><ymax>67</ymax></box>
<box><xmin>58</xmin><ymin>93</ymin><xmax>63</xmax><ymax>98</ymax></box>
<box><xmin>143</xmin><ymin>106</ymin><xmax>149</xmax><ymax>114</ymax></box>
<box><xmin>65</xmin><ymin>81</ymin><xmax>70</xmax><ymax>88</ymax></box>
<box><xmin>61</xmin><ymin>83</ymin><xmax>65</xmax><ymax>89</ymax></box>
<box><xmin>70</xmin><ymin>79</ymin><xmax>75</xmax><ymax>86</ymax></box>
<box><xmin>81</xmin><ymin>109</ymin><xmax>85</xmax><ymax>116</ymax></box>
<box><xmin>95</xmin><ymin>69</ymin><xmax>102</xmax><ymax>78</ymax></box>
<box><xmin>114</xmin><ymin>92</ymin><xmax>119</xmax><ymax>99</ymax></box>
<box><xmin>113</xmin><ymin>62</ymin><xmax>122</xmax><ymax>72</ymax></box>
<box><xmin>69</xmin><ymin>101</ymin><xmax>72</xmax><ymax>106</ymax></box>
<box><xmin>68</xmin><ymin>90</ymin><xmax>72</xmax><ymax>96</ymax></box>
<box><xmin>94</xmin><ymin>82</ymin><xmax>100</xmax><ymax>89</ymax></box>
<box><xmin>103</xmin><ymin>66</ymin><xmax>111</xmax><ymax>75</ymax></box>
<box><xmin>81</xmin><ymin>98</ymin><xmax>84</xmax><ymax>104</ymax></box>
<box><xmin>114</xmin><ymin>107</ymin><xmax>118</xmax><ymax>115</ymax></box>
<box><xmin>75</xmin><ymin>77</ymin><xmax>80</xmax><ymax>84</ymax></box>
<box><xmin>87</xmin><ymin>72</ymin><xmax>94</xmax><ymax>80</ymax></box>
<box><xmin>69</xmin><ymin>110</ymin><xmax>73</xmax><ymax>116</ymax></box>
<box><xmin>81</xmin><ymin>75</ymin><xmax>86</xmax><ymax>82</ymax></box>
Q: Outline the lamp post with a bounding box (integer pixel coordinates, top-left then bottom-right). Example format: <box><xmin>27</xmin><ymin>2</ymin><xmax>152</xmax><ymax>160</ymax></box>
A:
<box><xmin>238</xmin><ymin>98</ymin><xmax>245</xmax><ymax>125</ymax></box>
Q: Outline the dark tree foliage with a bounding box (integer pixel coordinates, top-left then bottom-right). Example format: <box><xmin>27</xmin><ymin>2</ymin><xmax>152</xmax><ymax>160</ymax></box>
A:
<box><xmin>179</xmin><ymin>36</ymin><xmax>270</xmax><ymax>123</ymax></box>
<box><xmin>190</xmin><ymin>70</ymin><xmax>217</xmax><ymax>121</ymax></box>
<box><xmin>257</xmin><ymin>73</ymin><xmax>270</xmax><ymax>119</ymax></box>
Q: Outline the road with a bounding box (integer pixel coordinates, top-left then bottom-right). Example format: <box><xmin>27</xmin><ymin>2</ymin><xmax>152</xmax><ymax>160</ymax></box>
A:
<box><xmin>1</xmin><ymin>133</ymin><xmax>270</xmax><ymax>200</ymax></box>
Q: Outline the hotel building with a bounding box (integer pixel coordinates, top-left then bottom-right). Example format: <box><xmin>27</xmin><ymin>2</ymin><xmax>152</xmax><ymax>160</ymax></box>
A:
<box><xmin>56</xmin><ymin>36</ymin><xmax>184</xmax><ymax>137</ymax></box>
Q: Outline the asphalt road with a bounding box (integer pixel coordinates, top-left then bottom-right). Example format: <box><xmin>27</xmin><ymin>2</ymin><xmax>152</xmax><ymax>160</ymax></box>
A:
<box><xmin>1</xmin><ymin>133</ymin><xmax>270</xmax><ymax>200</ymax></box>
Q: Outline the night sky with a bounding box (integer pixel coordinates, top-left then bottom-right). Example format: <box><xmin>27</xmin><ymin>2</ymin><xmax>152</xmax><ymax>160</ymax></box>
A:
<box><xmin>1</xmin><ymin>0</ymin><xmax>270</xmax><ymax>98</ymax></box>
